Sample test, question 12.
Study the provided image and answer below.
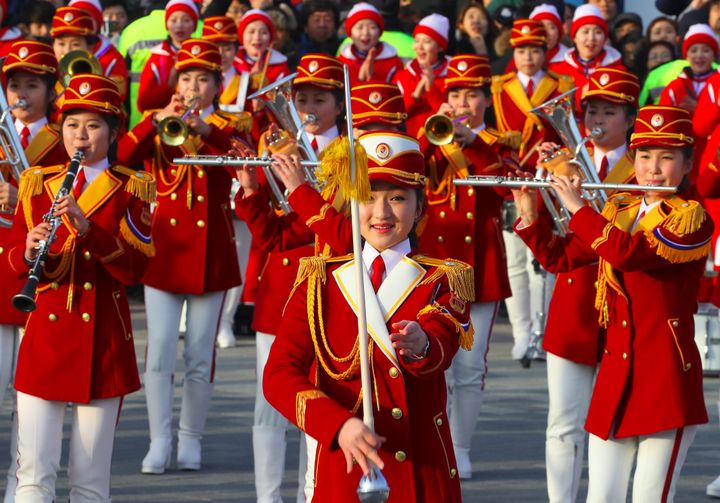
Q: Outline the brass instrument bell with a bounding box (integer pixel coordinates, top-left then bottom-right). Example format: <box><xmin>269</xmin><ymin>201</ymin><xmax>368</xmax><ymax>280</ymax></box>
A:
<box><xmin>59</xmin><ymin>50</ymin><xmax>103</xmax><ymax>88</ymax></box>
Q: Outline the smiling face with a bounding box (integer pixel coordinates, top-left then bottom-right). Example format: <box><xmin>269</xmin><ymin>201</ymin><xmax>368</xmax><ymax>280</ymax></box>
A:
<box><xmin>62</xmin><ymin>111</ymin><xmax>116</xmax><ymax>164</ymax></box>
<box><xmin>574</xmin><ymin>24</ymin><xmax>606</xmax><ymax>60</ymax></box>
<box><xmin>7</xmin><ymin>72</ymin><xmax>55</xmax><ymax>124</ymax></box>
<box><xmin>687</xmin><ymin>43</ymin><xmax>715</xmax><ymax>75</ymax></box>
<box><xmin>166</xmin><ymin>11</ymin><xmax>195</xmax><ymax>47</ymax></box>
<box><xmin>648</xmin><ymin>19</ymin><xmax>677</xmax><ymax>44</ymax></box>
<box><xmin>360</xmin><ymin>181</ymin><xmax>420</xmax><ymax>252</ymax></box>
<box><xmin>413</xmin><ymin>33</ymin><xmax>441</xmax><ymax>67</ymax></box>
<box><xmin>351</xmin><ymin>19</ymin><xmax>381</xmax><ymax>53</ymax></box>
<box><xmin>633</xmin><ymin>147</ymin><xmax>691</xmax><ymax>203</ymax></box>
<box><xmin>242</xmin><ymin>20</ymin><xmax>271</xmax><ymax>59</ymax></box>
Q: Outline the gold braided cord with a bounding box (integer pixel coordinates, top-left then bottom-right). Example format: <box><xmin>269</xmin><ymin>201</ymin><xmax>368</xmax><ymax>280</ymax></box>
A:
<box><xmin>61</xmin><ymin>99</ymin><xmax>121</xmax><ymax>115</ymax></box>
<box><xmin>583</xmin><ymin>90</ymin><xmax>636</xmax><ymax>103</ymax></box>
<box><xmin>629</xmin><ymin>132</ymin><xmax>694</xmax><ymax>144</ymax></box>
<box><xmin>367</xmin><ymin>166</ymin><xmax>426</xmax><ymax>185</ymax></box>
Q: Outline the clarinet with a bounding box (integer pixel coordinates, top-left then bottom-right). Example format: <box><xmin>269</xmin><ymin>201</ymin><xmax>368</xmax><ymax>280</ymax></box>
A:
<box><xmin>12</xmin><ymin>150</ymin><xmax>85</xmax><ymax>313</ymax></box>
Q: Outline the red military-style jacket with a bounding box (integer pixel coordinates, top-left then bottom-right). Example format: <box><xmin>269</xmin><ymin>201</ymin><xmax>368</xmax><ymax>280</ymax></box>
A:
<box><xmin>5</xmin><ymin>163</ymin><xmax>155</xmax><ymax>403</ymax></box>
<box><xmin>540</xmin><ymin>149</ymin><xmax>635</xmax><ymax>366</ymax></box>
<box><xmin>491</xmin><ymin>70</ymin><xmax>573</xmax><ymax>169</ymax></box>
<box><xmin>516</xmin><ymin>193</ymin><xmax>711</xmax><ymax>439</ymax></box>
<box><xmin>264</xmin><ymin>252</ymin><xmax>474</xmax><ymax>502</ymax></box>
<box><xmin>137</xmin><ymin>41</ymin><xmax>178</xmax><ymax>114</ymax></box>
<box><xmin>416</xmin><ymin>129</ymin><xmax>513</xmax><ymax>302</ymax></box>
<box><xmin>548</xmin><ymin>47</ymin><xmax>625</xmax><ymax>97</ymax></box>
<box><xmin>392</xmin><ymin>57</ymin><xmax>450</xmax><ymax>138</ymax></box>
<box><xmin>0</xmin><ymin>125</ymin><xmax>69</xmax><ymax>327</ymax></box>
<box><xmin>338</xmin><ymin>42</ymin><xmax>404</xmax><ymax>86</ymax></box>
<box><xmin>118</xmin><ymin>109</ymin><xmax>250</xmax><ymax>294</ymax></box>
<box><xmin>94</xmin><ymin>36</ymin><xmax>129</xmax><ymax>100</ymax></box>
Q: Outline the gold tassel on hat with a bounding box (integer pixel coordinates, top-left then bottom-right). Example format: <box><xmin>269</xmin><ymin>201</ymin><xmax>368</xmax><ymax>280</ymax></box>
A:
<box><xmin>316</xmin><ymin>137</ymin><xmax>370</xmax><ymax>202</ymax></box>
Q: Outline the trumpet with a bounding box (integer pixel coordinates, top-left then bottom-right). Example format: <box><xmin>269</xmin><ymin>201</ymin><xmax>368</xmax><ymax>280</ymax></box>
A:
<box><xmin>454</xmin><ymin>175</ymin><xmax>677</xmax><ymax>193</ymax></box>
<box><xmin>158</xmin><ymin>95</ymin><xmax>200</xmax><ymax>146</ymax></box>
<box><xmin>424</xmin><ymin>113</ymin><xmax>470</xmax><ymax>146</ymax></box>
<box><xmin>59</xmin><ymin>50</ymin><xmax>102</xmax><ymax>88</ymax></box>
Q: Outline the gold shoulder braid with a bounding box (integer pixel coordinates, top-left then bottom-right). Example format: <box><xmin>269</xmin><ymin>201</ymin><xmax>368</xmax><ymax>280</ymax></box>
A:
<box><xmin>112</xmin><ymin>166</ymin><xmax>157</xmax><ymax>204</ymax></box>
<box><xmin>19</xmin><ymin>165</ymin><xmax>64</xmax><ymax>230</ymax></box>
<box><xmin>644</xmin><ymin>198</ymin><xmax>711</xmax><ymax>263</ymax></box>
<box><xmin>209</xmin><ymin>110</ymin><xmax>253</xmax><ymax>133</ymax></box>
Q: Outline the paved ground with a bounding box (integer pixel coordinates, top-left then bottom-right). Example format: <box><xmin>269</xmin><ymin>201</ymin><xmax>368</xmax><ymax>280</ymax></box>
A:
<box><xmin>1</xmin><ymin>302</ymin><xmax>720</xmax><ymax>502</ymax></box>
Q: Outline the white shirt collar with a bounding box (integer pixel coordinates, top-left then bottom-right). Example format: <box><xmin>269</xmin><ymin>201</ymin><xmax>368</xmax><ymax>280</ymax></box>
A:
<box><xmin>15</xmin><ymin>117</ymin><xmax>48</xmax><ymax>142</ymax></box>
<box><xmin>362</xmin><ymin>239</ymin><xmax>412</xmax><ymax>282</ymax></box>
<box><xmin>631</xmin><ymin>197</ymin><xmax>662</xmax><ymax>231</ymax></box>
<box><xmin>306</xmin><ymin>124</ymin><xmax>339</xmax><ymax>154</ymax></box>
<box><xmin>517</xmin><ymin>70</ymin><xmax>545</xmax><ymax>93</ymax></box>
<box><xmin>593</xmin><ymin>143</ymin><xmax>627</xmax><ymax>176</ymax></box>
<box><xmin>472</xmin><ymin>122</ymin><xmax>486</xmax><ymax>135</ymax></box>
<box><xmin>78</xmin><ymin>157</ymin><xmax>110</xmax><ymax>185</ymax></box>
<box><xmin>199</xmin><ymin>105</ymin><xmax>215</xmax><ymax>120</ymax></box>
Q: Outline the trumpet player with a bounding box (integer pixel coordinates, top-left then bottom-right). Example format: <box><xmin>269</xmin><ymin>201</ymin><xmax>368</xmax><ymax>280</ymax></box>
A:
<box><xmin>5</xmin><ymin>73</ymin><xmax>154</xmax><ymax>503</ymax></box>
<box><xmin>117</xmin><ymin>39</ymin><xmax>252</xmax><ymax>475</ymax></box>
<box><xmin>416</xmin><ymin>54</ymin><xmax>515</xmax><ymax>480</ymax></box>
<box><xmin>537</xmin><ymin>67</ymin><xmax>639</xmax><ymax>503</ymax></box>
<box><xmin>513</xmin><ymin>105</ymin><xmax>711</xmax><ymax>503</ymax></box>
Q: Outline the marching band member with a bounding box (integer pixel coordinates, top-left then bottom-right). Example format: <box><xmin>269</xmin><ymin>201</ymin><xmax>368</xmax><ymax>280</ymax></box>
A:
<box><xmin>492</xmin><ymin>18</ymin><xmax>571</xmax><ymax>366</ymax></box>
<box><xmin>514</xmin><ymin>105</ymin><xmax>711</xmax><ymax>502</ymax></box>
<box><xmin>350</xmin><ymin>81</ymin><xmax>407</xmax><ymax>136</ymax></box>
<box><xmin>416</xmin><ymin>54</ymin><xmax>512</xmax><ymax>479</ymax></box>
<box><xmin>137</xmin><ymin>0</ymin><xmax>198</xmax><ymax>113</ymax></box>
<box><xmin>201</xmin><ymin>16</ymin><xmax>242</xmax><ymax>106</ymax></box>
<box><xmin>6</xmin><ymin>73</ymin><xmax>155</xmax><ymax>503</ymax></box>
<box><xmin>530</xmin><ymin>4</ymin><xmax>569</xmax><ymax>70</ymax></box>
<box><xmin>550</xmin><ymin>4</ymin><xmax>625</xmax><ymax>93</ymax></box>
<box><xmin>118</xmin><ymin>38</ymin><xmax>251</xmax><ymax>475</ymax></box>
<box><xmin>234</xmin><ymin>53</ymin><xmax>343</xmax><ymax>503</ymax></box>
<box><xmin>263</xmin><ymin>130</ymin><xmax>473</xmax><ymax>502</ymax></box>
<box><xmin>337</xmin><ymin>2</ymin><xmax>403</xmax><ymax>86</ymax></box>
<box><xmin>392</xmin><ymin>13</ymin><xmax>451</xmax><ymax>138</ymax></box>
<box><xmin>538</xmin><ymin>67</ymin><xmax>639</xmax><ymax>503</ymax></box>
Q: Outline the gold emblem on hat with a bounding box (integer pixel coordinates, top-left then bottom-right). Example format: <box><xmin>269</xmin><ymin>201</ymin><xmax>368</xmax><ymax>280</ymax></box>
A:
<box><xmin>18</xmin><ymin>47</ymin><xmax>29</xmax><ymax>59</ymax></box>
<box><xmin>457</xmin><ymin>61</ymin><xmax>468</xmax><ymax>72</ymax></box>
<box><xmin>599</xmin><ymin>73</ymin><xmax>610</xmax><ymax>85</ymax></box>
<box><xmin>214</xmin><ymin>21</ymin><xmax>223</xmax><ymax>30</ymax></box>
<box><xmin>308</xmin><ymin>60</ymin><xmax>319</xmax><ymax>73</ymax></box>
<box><xmin>376</xmin><ymin>142</ymin><xmax>391</xmax><ymax>160</ymax></box>
<box><xmin>651</xmin><ymin>113</ymin><xmax>664</xmax><ymax>128</ymax></box>
<box><xmin>191</xmin><ymin>45</ymin><xmax>202</xmax><ymax>56</ymax></box>
<box><xmin>369</xmin><ymin>91</ymin><xmax>382</xmax><ymax>104</ymax></box>
<box><xmin>64</xmin><ymin>12</ymin><xmax>74</xmax><ymax>22</ymax></box>
<box><xmin>79</xmin><ymin>82</ymin><xmax>91</xmax><ymax>96</ymax></box>
<box><xmin>521</xmin><ymin>25</ymin><xmax>531</xmax><ymax>34</ymax></box>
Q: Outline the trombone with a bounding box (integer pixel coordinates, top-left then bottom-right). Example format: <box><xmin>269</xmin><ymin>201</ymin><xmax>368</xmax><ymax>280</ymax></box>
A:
<box><xmin>59</xmin><ymin>50</ymin><xmax>102</xmax><ymax>88</ymax></box>
<box><xmin>424</xmin><ymin>113</ymin><xmax>470</xmax><ymax>146</ymax></box>
<box><xmin>157</xmin><ymin>95</ymin><xmax>200</xmax><ymax>146</ymax></box>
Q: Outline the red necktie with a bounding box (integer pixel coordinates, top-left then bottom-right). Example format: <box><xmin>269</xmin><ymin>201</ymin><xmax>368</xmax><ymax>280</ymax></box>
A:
<box><xmin>73</xmin><ymin>168</ymin><xmax>86</xmax><ymax>199</ymax></box>
<box><xmin>20</xmin><ymin>126</ymin><xmax>30</xmax><ymax>149</ymax></box>
<box><xmin>370</xmin><ymin>255</ymin><xmax>385</xmax><ymax>292</ymax></box>
<box><xmin>598</xmin><ymin>155</ymin><xmax>609</xmax><ymax>180</ymax></box>
<box><xmin>526</xmin><ymin>79</ymin><xmax>534</xmax><ymax>97</ymax></box>
<box><xmin>310</xmin><ymin>137</ymin><xmax>319</xmax><ymax>152</ymax></box>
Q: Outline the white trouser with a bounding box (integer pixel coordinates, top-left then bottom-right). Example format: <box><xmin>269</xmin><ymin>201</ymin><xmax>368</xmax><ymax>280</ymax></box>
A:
<box><xmin>546</xmin><ymin>353</ymin><xmax>595</xmax><ymax>503</ymax></box>
<box><xmin>502</xmin><ymin>230</ymin><xmax>547</xmax><ymax>359</ymax></box>
<box><xmin>15</xmin><ymin>392</ymin><xmax>121</xmax><ymax>503</ymax></box>
<box><xmin>144</xmin><ymin>286</ymin><xmax>225</xmax><ymax>382</ymax></box>
<box><xmin>0</xmin><ymin>325</ymin><xmax>19</xmax><ymax>411</ymax></box>
<box><xmin>255</xmin><ymin>331</ymin><xmax>306</xmax><ymax>503</ymax></box>
<box><xmin>218</xmin><ymin>221</ymin><xmax>252</xmax><ymax>338</ymax></box>
<box><xmin>446</xmin><ymin>302</ymin><xmax>499</xmax><ymax>452</ymax></box>
<box><xmin>587</xmin><ymin>426</ymin><xmax>697</xmax><ymax>503</ymax></box>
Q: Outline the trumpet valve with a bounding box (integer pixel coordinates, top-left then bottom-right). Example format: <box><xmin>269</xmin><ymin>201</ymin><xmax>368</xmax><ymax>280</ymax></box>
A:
<box><xmin>266</xmin><ymin>130</ymin><xmax>300</xmax><ymax>156</ymax></box>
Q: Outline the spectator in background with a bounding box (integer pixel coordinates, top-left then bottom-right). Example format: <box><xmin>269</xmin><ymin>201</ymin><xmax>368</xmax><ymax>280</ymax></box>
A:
<box><xmin>266</xmin><ymin>3</ymin><xmax>300</xmax><ymax>69</ymax></box>
<box><xmin>647</xmin><ymin>16</ymin><xmax>680</xmax><ymax>47</ymax></box>
<box><xmin>587</xmin><ymin>0</ymin><xmax>617</xmax><ymax>23</ymax></box>
<box><xmin>530</xmin><ymin>4</ymin><xmax>568</xmax><ymax>72</ymax></box>
<box><xmin>645</xmin><ymin>40</ymin><xmax>676</xmax><ymax>71</ymax></box>
<box><xmin>616</xmin><ymin>31</ymin><xmax>644</xmax><ymax>74</ymax></box>
<box><xmin>490</xmin><ymin>4</ymin><xmax>515</xmax><ymax>73</ymax></box>
<box><xmin>455</xmin><ymin>2</ymin><xmax>498</xmax><ymax>60</ymax></box>
<box><xmin>102</xmin><ymin>0</ymin><xmax>131</xmax><ymax>46</ymax></box>
<box><xmin>611</xmin><ymin>12</ymin><xmax>643</xmax><ymax>47</ymax></box>
<box><xmin>226</xmin><ymin>0</ymin><xmax>249</xmax><ymax>24</ymax></box>
<box><xmin>297</xmin><ymin>0</ymin><xmax>340</xmax><ymax>58</ymax></box>
<box><xmin>16</xmin><ymin>0</ymin><xmax>55</xmax><ymax>42</ymax></box>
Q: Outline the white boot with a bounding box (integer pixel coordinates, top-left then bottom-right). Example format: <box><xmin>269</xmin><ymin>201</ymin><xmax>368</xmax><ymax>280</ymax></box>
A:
<box><xmin>177</xmin><ymin>379</ymin><xmax>213</xmax><ymax>470</ymax></box>
<box><xmin>450</xmin><ymin>387</ymin><xmax>484</xmax><ymax>479</ymax></box>
<box><xmin>141</xmin><ymin>372</ymin><xmax>174</xmax><ymax>474</ymax></box>
<box><xmin>3</xmin><ymin>410</ymin><xmax>17</xmax><ymax>503</ymax></box>
<box><xmin>253</xmin><ymin>425</ymin><xmax>286</xmax><ymax>503</ymax></box>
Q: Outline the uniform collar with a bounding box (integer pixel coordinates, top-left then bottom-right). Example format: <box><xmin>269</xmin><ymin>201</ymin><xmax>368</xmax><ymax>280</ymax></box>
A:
<box><xmin>306</xmin><ymin>124</ymin><xmax>339</xmax><ymax>154</ymax></box>
<box><xmin>15</xmin><ymin>116</ymin><xmax>48</xmax><ymax>141</ymax></box>
<box><xmin>516</xmin><ymin>70</ymin><xmax>545</xmax><ymax>92</ymax></box>
<box><xmin>199</xmin><ymin>104</ymin><xmax>215</xmax><ymax>120</ymax></box>
<box><xmin>472</xmin><ymin>122</ymin><xmax>486</xmax><ymax>135</ymax></box>
<box><xmin>593</xmin><ymin>143</ymin><xmax>627</xmax><ymax>173</ymax></box>
<box><xmin>362</xmin><ymin>239</ymin><xmax>412</xmax><ymax>281</ymax></box>
<box><xmin>79</xmin><ymin>157</ymin><xmax>110</xmax><ymax>184</ymax></box>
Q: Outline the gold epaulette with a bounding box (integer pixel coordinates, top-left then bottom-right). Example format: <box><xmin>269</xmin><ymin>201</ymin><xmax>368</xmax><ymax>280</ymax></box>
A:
<box><xmin>414</xmin><ymin>255</ymin><xmax>475</xmax><ymax>303</ymax></box>
<box><xmin>600</xmin><ymin>192</ymin><xmax>639</xmax><ymax>222</ymax></box>
<box><xmin>17</xmin><ymin>164</ymin><xmax>64</xmax><ymax>203</ymax></box>
<box><xmin>548</xmin><ymin>71</ymin><xmax>575</xmax><ymax>93</ymax></box>
<box><xmin>491</xmin><ymin>73</ymin><xmax>513</xmax><ymax>95</ymax></box>
<box><xmin>209</xmin><ymin>110</ymin><xmax>253</xmax><ymax>133</ymax></box>
<box><xmin>112</xmin><ymin>166</ymin><xmax>157</xmax><ymax>204</ymax></box>
<box><xmin>293</xmin><ymin>253</ymin><xmax>353</xmax><ymax>288</ymax></box>
<box><xmin>481</xmin><ymin>128</ymin><xmax>522</xmax><ymax>150</ymax></box>
<box><xmin>645</xmin><ymin>196</ymin><xmax>710</xmax><ymax>264</ymax></box>
<box><xmin>659</xmin><ymin>197</ymin><xmax>708</xmax><ymax>236</ymax></box>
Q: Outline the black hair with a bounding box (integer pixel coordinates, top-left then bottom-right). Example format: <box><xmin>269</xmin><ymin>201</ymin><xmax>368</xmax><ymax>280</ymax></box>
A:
<box><xmin>300</xmin><ymin>0</ymin><xmax>339</xmax><ymax>29</ymax></box>
<box><xmin>19</xmin><ymin>1</ymin><xmax>56</xmax><ymax>25</ymax></box>
<box><xmin>446</xmin><ymin>84</ymin><xmax>491</xmax><ymax>99</ymax></box>
<box><xmin>61</xmin><ymin>111</ymin><xmax>121</xmax><ymax>161</ymax></box>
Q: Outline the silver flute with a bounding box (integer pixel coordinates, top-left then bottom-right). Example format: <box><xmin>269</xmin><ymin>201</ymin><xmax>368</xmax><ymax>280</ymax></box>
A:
<box><xmin>173</xmin><ymin>155</ymin><xmax>321</xmax><ymax>168</ymax></box>
<box><xmin>453</xmin><ymin>175</ymin><xmax>677</xmax><ymax>193</ymax></box>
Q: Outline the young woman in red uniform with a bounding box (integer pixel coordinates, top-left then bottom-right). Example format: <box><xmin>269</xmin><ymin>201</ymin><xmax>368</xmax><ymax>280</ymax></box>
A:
<box><xmin>337</xmin><ymin>2</ymin><xmax>403</xmax><ymax>86</ymax></box>
<box><xmin>514</xmin><ymin>105</ymin><xmax>711</xmax><ymax>502</ymax></box>
<box><xmin>118</xmin><ymin>39</ymin><xmax>250</xmax><ymax>475</ymax></box>
<box><xmin>264</xmin><ymin>130</ymin><xmax>472</xmax><ymax>503</ymax></box>
<box><xmin>6</xmin><ymin>73</ymin><xmax>154</xmax><ymax>503</ymax></box>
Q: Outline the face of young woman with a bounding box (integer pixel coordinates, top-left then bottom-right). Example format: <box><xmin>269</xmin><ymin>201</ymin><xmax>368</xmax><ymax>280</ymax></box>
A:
<box><xmin>634</xmin><ymin>147</ymin><xmax>691</xmax><ymax>204</ymax></box>
<box><xmin>461</xmin><ymin>6</ymin><xmax>488</xmax><ymax>38</ymax></box>
<box><xmin>242</xmin><ymin>20</ymin><xmax>271</xmax><ymax>59</ymax></box>
<box><xmin>53</xmin><ymin>35</ymin><xmax>89</xmax><ymax>61</ymax></box>
<box><xmin>584</xmin><ymin>99</ymin><xmax>631</xmax><ymax>152</ymax></box>
<box><xmin>7</xmin><ymin>72</ymin><xmax>54</xmax><ymax>124</ymax></box>
<box><xmin>539</xmin><ymin>19</ymin><xmax>560</xmax><ymax>50</ymax></box>
<box><xmin>513</xmin><ymin>45</ymin><xmax>545</xmax><ymax>77</ymax></box>
<box><xmin>648</xmin><ymin>20</ymin><xmax>676</xmax><ymax>43</ymax></box>
<box><xmin>217</xmin><ymin>42</ymin><xmax>238</xmax><ymax>71</ymax></box>
<box><xmin>62</xmin><ymin>112</ymin><xmax>115</xmax><ymax>164</ymax></box>
<box><xmin>294</xmin><ymin>86</ymin><xmax>341</xmax><ymax>135</ymax></box>
<box><xmin>166</xmin><ymin>11</ymin><xmax>195</xmax><ymax>46</ymax></box>
<box><xmin>360</xmin><ymin>183</ymin><xmax>419</xmax><ymax>252</ymax></box>
<box><xmin>574</xmin><ymin>24</ymin><xmax>606</xmax><ymax>60</ymax></box>
<box><xmin>413</xmin><ymin>33</ymin><xmax>441</xmax><ymax>67</ymax></box>
<box><xmin>176</xmin><ymin>70</ymin><xmax>219</xmax><ymax>109</ymax></box>
<box><xmin>687</xmin><ymin>43</ymin><xmax>714</xmax><ymax>75</ymax></box>
<box><xmin>447</xmin><ymin>87</ymin><xmax>488</xmax><ymax>129</ymax></box>
<box><xmin>351</xmin><ymin>19</ymin><xmax>381</xmax><ymax>53</ymax></box>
